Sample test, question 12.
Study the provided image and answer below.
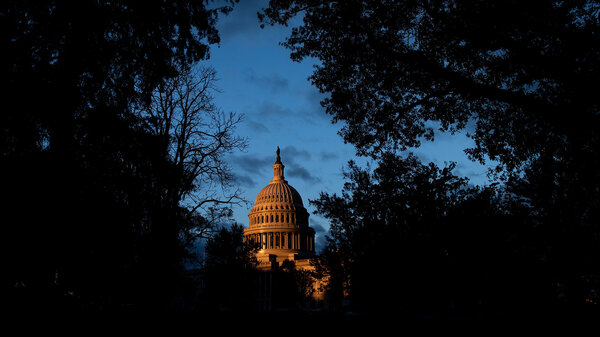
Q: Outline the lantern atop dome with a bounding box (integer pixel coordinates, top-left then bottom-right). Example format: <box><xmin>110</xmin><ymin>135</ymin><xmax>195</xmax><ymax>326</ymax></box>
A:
<box><xmin>272</xmin><ymin>146</ymin><xmax>285</xmax><ymax>182</ymax></box>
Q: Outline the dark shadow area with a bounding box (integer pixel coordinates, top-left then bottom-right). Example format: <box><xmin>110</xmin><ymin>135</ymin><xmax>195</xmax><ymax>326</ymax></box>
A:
<box><xmin>258</xmin><ymin>0</ymin><xmax>600</xmax><ymax>322</ymax></box>
<box><xmin>3</xmin><ymin>0</ymin><xmax>599</xmax><ymax>322</ymax></box>
<box><xmin>310</xmin><ymin>154</ymin><xmax>600</xmax><ymax>322</ymax></box>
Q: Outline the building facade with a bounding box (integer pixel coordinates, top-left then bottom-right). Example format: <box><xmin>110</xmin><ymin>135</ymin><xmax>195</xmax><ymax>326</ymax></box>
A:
<box><xmin>243</xmin><ymin>147</ymin><xmax>316</xmax><ymax>270</ymax></box>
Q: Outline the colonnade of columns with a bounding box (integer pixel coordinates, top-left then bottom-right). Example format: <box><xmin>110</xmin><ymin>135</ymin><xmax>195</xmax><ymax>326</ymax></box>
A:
<box><xmin>244</xmin><ymin>231</ymin><xmax>314</xmax><ymax>252</ymax></box>
<box><xmin>249</xmin><ymin>212</ymin><xmax>296</xmax><ymax>225</ymax></box>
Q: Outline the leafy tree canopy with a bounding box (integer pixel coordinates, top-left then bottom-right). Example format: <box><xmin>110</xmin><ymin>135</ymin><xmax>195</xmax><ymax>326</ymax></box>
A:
<box><xmin>311</xmin><ymin>153</ymin><xmax>555</xmax><ymax>314</ymax></box>
<box><xmin>260</xmin><ymin>0</ymin><xmax>600</xmax><ymax>174</ymax></box>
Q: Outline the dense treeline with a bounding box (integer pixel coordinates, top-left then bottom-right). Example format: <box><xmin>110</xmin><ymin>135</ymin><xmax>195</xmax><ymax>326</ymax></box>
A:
<box><xmin>1</xmin><ymin>0</ymin><xmax>244</xmax><ymax>313</ymax></box>
<box><xmin>261</xmin><ymin>0</ymin><xmax>600</xmax><ymax>318</ymax></box>
<box><xmin>311</xmin><ymin>154</ymin><xmax>556</xmax><ymax>317</ymax></box>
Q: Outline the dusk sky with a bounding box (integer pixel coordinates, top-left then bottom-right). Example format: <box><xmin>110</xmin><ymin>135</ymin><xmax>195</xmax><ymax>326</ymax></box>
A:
<box><xmin>207</xmin><ymin>1</ymin><xmax>496</xmax><ymax>251</ymax></box>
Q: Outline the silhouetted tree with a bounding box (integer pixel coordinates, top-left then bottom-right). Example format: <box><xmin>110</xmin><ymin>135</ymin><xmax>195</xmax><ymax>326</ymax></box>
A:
<box><xmin>260</xmin><ymin>0</ymin><xmax>599</xmax><ymax>161</ymax></box>
<box><xmin>311</xmin><ymin>153</ymin><xmax>555</xmax><ymax>316</ymax></box>
<box><xmin>143</xmin><ymin>64</ymin><xmax>247</xmax><ymax>223</ymax></box>
<box><xmin>263</xmin><ymin>0</ymin><xmax>600</xmax><ymax>311</ymax></box>
<box><xmin>276</xmin><ymin>260</ymin><xmax>316</xmax><ymax>311</ymax></box>
<box><xmin>140</xmin><ymin>63</ymin><xmax>247</xmax><ymax>266</ymax></box>
<box><xmin>202</xmin><ymin>224</ymin><xmax>259</xmax><ymax>312</ymax></box>
<box><xmin>1</xmin><ymin>0</ymin><xmax>239</xmax><ymax>312</ymax></box>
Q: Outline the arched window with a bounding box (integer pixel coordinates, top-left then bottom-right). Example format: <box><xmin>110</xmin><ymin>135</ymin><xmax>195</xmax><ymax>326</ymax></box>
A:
<box><xmin>286</xmin><ymin>214</ymin><xmax>290</xmax><ymax>223</ymax></box>
<box><xmin>275</xmin><ymin>214</ymin><xmax>279</xmax><ymax>222</ymax></box>
<box><xmin>270</xmin><ymin>214</ymin><xmax>274</xmax><ymax>222</ymax></box>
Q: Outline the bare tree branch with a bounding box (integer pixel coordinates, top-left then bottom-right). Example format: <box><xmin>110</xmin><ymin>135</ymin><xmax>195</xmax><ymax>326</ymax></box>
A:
<box><xmin>142</xmin><ymin>64</ymin><xmax>248</xmax><ymax>243</ymax></box>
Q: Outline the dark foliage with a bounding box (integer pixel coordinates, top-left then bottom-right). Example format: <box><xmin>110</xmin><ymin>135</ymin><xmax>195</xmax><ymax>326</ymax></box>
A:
<box><xmin>260</xmin><ymin>0</ymin><xmax>599</xmax><ymax>164</ymax></box>
<box><xmin>202</xmin><ymin>224</ymin><xmax>259</xmax><ymax>312</ymax></box>
<box><xmin>311</xmin><ymin>153</ymin><xmax>558</xmax><ymax>317</ymax></box>
<box><xmin>202</xmin><ymin>226</ymin><xmax>318</xmax><ymax>313</ymax></box>
<box><xmin>264</xmin><ymin>0</ymin><xmax>600</xmax><ymax>317</ymax></box>
<box><xmin>277</xmin><ymin>260</ymin><xmax>317</xmax><ymax>310</ymax></box>
<box><xmin>1</xmin><ymin>0</ymin><xmax>239</xmax><ymax>313</ymax></box>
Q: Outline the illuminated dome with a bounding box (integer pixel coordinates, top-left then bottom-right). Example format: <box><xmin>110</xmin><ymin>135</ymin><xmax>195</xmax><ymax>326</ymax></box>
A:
<box><xmin>244</xmin><ymin>147</ymin><xmax>315</xmax><ymax>266</ymax></box>
<box><xmin>254</xmin><ymin>182</ymin><xmax>303</xmax><ymax>209</ymax></box>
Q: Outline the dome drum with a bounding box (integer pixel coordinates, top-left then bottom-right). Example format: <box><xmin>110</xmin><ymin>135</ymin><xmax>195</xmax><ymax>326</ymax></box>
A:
<box><xmin>244</xmin><ymin>227</ymin><xmax>315</xmax><ymax>256</ymax></box>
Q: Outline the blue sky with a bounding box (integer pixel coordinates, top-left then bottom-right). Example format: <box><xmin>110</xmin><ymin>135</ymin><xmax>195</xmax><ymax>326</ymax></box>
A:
<box><xmin>205</xmin><ymin>1</ymin><xmax>495</xmax><ymax>251</ymax></box>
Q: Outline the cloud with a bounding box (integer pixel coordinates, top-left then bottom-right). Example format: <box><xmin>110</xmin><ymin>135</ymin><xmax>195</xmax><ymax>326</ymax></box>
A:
<box><xmin>309</xmin><ymin>217</ymin><xmax>327</xmax><ymax>233</ymax></box>
<box><xmin>281</xmin><ymin>145</ymin><xmax>311</xmax><ymax>161</ymax></box>
<box><xmin>310</xmin><ymin>217</ymin><xmax>329</xmax><ymax>253</ymax></box>
<box><xmin>257</xmin><ymin>101</ymin><xmax>294</xmax><ymax>119</ymax></box>
<box><xmin>312</xmin><ymin>224</ymin><xmax>326</xmax><ymax>233</ymax></box>
<box><xmin>254</xmin><ymin>97</ymin><xmax>328</xmax><ymax>126</ymax></box>
<box><xmin>246</xmin><ymin>71</ymin><xmax>289</xmax><ymax>93</ymax></box>
<box><xmin>232</xmin><ymin>173</ymin><xmax>256</xmax><ymax>188</ymax></box>
<box><xmin>232</xmin><ymin>154</ymin><xmax>273</xmax><ymax>176</ymax></box>
<box><xmin>319</xmin><ymin>151</ymin><xmax>339</xmax><ymax>161</ymax></box>
<box><xmin>286</xmin><ymin>164</ymin><xmax>321</xmax><ymax>184</ymax></box>
<box><xmin>212</xmin><ymin>0</ymin><xmax>264</xmax><ymax>41</ymax></box>
<box><xmin>245</xmin><ymin>119</ymin><xmax>270</xmax><ymax>134</ymax></box>
<box><xmin>276</xmin><ymin>146</ymin><xmax>320</xmax><ymax>183</ymax></box>
<box><xmin>213</xmin><ymin>0</ymin><xmax>295</xmax><ymax>45</ymax></box>
<box><xmin>301</xmin><ymin>88</ymin><xmax>330</xmax><ymax>122</ymax></box>
<box><xmin>315</xmin><ymin>234</ymin><xmax>328</xmax><ymax>253</ymax></box>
